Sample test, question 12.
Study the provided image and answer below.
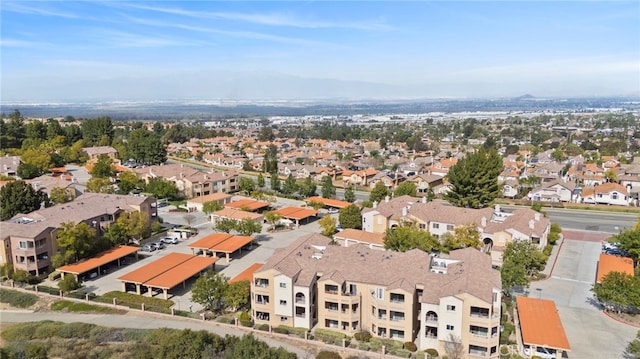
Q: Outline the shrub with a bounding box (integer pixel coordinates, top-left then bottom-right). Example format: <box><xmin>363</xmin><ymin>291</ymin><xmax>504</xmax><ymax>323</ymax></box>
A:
<box><xmin>48</xmin><ymin>271</ymin><xmax>61</xmax><ymax>281</ymax></box>
<box><xmin>543</xmin><ymin>244</ymin><xmax>553</xmax><ymax>257</ymax></box>
<box><xmin>12</xmin><ymin>269</ymin><xmax>39</xmax><ymax>284</ymax></box>
<box><xmin>0</xmin><ymin>288</ymin><xmax>38</xmax><ymax>308</ymax></box>
<box><xmin>395</xmin><ymin>349</ymin><xmax>412</xmax><ymax>358</ymax></box>
<box><xmin>256</xmin><ymin>324</ymin><xmax>270</xmax><ymax>331</ymax></box>
<box><xmin>316</xmin><ymin>351</ymin><xmax>342</xmax><ymax>359</ymax></box>
<box><xmin>425</xmin><ymin>348</ymin><xmax>439</xmax><ymax>358</ymax></box>
<box><xmin>404</xmin><ymin>341</ymin><xmax>417</xmax><ymax>352</ymax></box>
<box><xmin>500</xmin><ymin>345</ymin><xmax>509</xmax><ymax>355</ymax></box>
<box><xmin>358</xmin><ymin>343</ymin><xmax>370</xmax><ymax>351</ymax></box>
<box><xmin>273</xmin><ymin>326</ymin><xmax>290</xmax><ymax>335</ymax></box>
<box><xmin>58</xmin><ymin>275</ymin><xmax>80</xmax><ymax>292</ymax></box>
<box><xmin>354</xmin><ymin>330</ymin><xmax>372</xmax><ymax>342</ymax></box>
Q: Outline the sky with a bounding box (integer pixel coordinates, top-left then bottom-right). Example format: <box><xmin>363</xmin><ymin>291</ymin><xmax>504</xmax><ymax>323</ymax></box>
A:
<box><xmin>1</xmin><ymin>1</ymin><xmax>639</xmax><ymax>101</ymax></box>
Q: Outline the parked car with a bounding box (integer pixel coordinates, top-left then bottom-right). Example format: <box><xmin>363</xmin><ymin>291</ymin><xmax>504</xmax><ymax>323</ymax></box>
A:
<box><xmin>335</xmin><ymin>224</ymin><xmax>344</xmax><ymax>232</ymax></box>
<box><xmin>327</xmin><ymin>207</ymin><xmax>338</xmax><ymax>214</ymax></box>
<box><xmin>605</xmin><ymin>248</ymin><xmax>630</xmax><ymax>257</ymax></box>
<box><xmin>602</xmin><ymin>242</ymin><xmax>619</xmax><ymax>251</ymax></box>
<box><xmin>150</xmin><ymin>241</ymin><xmax>165</xmax><ymax>250</ymax></box>
<box><xmin>141</xmin><ymin>244</ymin><xmax>156</xmax><ymax>252</ymax></box>
<box><xmin>534</xmin><ymin>347</ymin><xmax>557</xmax><ymax>359</ymax></box>
<box><xmin>161</xmin><ymin>237</ymin><xmax>179</xmax><ymax>245</ymax></box>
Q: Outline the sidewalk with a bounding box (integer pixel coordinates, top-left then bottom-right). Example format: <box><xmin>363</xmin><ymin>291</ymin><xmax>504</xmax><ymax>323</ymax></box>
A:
<box><xmin>541</xmin><ymin>234</ymin><xmax>564</xmax><ymax>278</ymax></box>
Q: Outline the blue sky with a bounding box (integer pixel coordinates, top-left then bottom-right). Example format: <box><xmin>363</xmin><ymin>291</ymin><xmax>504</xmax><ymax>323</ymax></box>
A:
<box><xmin>1</xmin><ymin>1</ymin><xmax>639</xmax><ymax>101</ymax></box>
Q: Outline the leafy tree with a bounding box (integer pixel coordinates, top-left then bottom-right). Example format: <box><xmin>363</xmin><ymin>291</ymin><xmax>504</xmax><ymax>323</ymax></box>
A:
<box><xmin>394</xmin><ymin>182</ymin><xmax>417</xmax><ymax>197</ymax></box>
<box><xmin>548</xmin><ymin>223</ymin><xmax>562</xmax><ymax>245</ymax></box>
<box><xmin>103</xmin><ymin>222</ymin><xmax>129</xmax><ymax>245</ymax></box>
<box><xmin>202</xmin><ymin>201</ymin><xmax>224</xmax><ymax>214</ymax></box>
<box><xmin>592</xmin><ymin>272</ymin><xmax>639</xmax><ymax>313</ymax></box>
<box><xmin>50</xmin><ymin>187</ymin><xmax>72</xmax><ymax>204</ymax></box>
<box><xmin>225</xmin><ymin>280</ymin><xmax>250</xmax><ymax>312</ymax></box>
<box><xmin>17</xmin><ymin>162</ymin><xmax>42</xmax><ymax>179</ymax></box>
<box><xmin>263</xmin><ymin>211</ymin><xmax>282</xmax><ymax>231</ymax></box>
<box><xmin>444</xmin><ymin>334</ymin><xmax>465</xmax><ymax>359</ymax></box>
<box><xmin>20</xmin><ymin>148</ymin><xmax>52</xmax><ymax>175</ymax></box>
<box><xmin>344</xmin><ymin>186</ymin><xmax>356</xmax><ymax>203</ymax></box>
<box><xmin>319</xmin><ymin>215</ymin><xmax>337</xmax><ymax>236</ymax></box>
<box><xmin>116</xmin><ymin>211</ymin><xmax>151</xmax><ymax>242</ymax></box>
<box><xmin>257</xmin><ymin>173</ymin><xmax>265</xmax><ymax>187</ymax></box>
<box><xmin>238</xmin><ymin>177</ymin><xmax>256</xmax><ymax>194</ymax></box>
<box><xmin>91</xmin><ymin>154</ymin><xmax>116</xmax><ymax>178</ymax></box>
<box><xmin>86</xmin><ymin>177</ymin><xmax>114</xmax><ymax>193</ymax></box>
<box><xmin>237</xmin><ymin>219</ymin><xmax>261</xmax><ymax>236</ymax></box>
<box><xmin>500</xmin><ymin>240</ymin><xmax>547</xmax><ymax>293</ymax></box>
<box><xmin>307</xmin><ymin>200</ymin><xmax>324</xmax><ymax>211</ymax></box>
<box><xmin>25</xmin><ymin>121</ymin><xmax>46</xmax><ymax>141</ymax></box>
<box><xmin>1</xmin><ymin>110</ymin><xmax>25</xmax><ymax>149</ymax></box>
<box><xmin>0</xmin><ymin>180</ymin><xmax>48</xmax><ymax>220</ymax></box>
<box><xmin>611</xmin><ymin>224</ymin><xmax>640</xmax><ymax>265</ymax></box>
<box><xmin>282</xmin><ymin>174</ymin><xmax>298</xmax><ymax>195</ymax></box>
<box><xmin>369</xmin><ymin>181</ymin><xmax>390</xmax><ymax>203</ymax></box>
<box><xmin>146</xmin><ymin>177</ymin><xmax>179</xmax><ymax>198</ymax></box>
<box><xmin>626</xmin><ymin>331</ymin><xmax>640</xmax><ymax>359</ymax></box>
<box><xmin>297</xmin><ymin>176</ymin><xmax>317</xmax><ymax>197</ymax></box>
<box><xmin>383</xmin><ymin>222</ymin><xmax>440</xmax><ymax>253</ymax></box>
<box><xmin>270</xmin><ymin>172</ymin><xmax>281</xmax><ymax>192</ymax></box>
<box><xmin>58</xmin><ymin>274</ymin><xmax>81</xmax><ymax>292</ymax></box>
<box><xmin>81</xmin><ymin>117</ymin><xmax>114</xmax><ymax>145</ymax></box>
<box><xmin>117</xmin><ymin>171</ymin><xmax>141</xmax><ymax>194</ymax></box>
<box><xmin>46</xmin><ymin>119</ymin><xmax>64</xmax><ymax>140</ymax></box>
<box><xmin>321</xmin><ymin>176</ymin><xmax>336</xmax><ymax>198</ymax></box>
<box><xmin>338</xmin><ymin>204</ymin><xmax>362</xmax><ymax>230</ymax></box>
<box><xmin>440</xmin><ymin>224</ymin><xmax>481</xmax><ymax>253</ymax></box>
<box><xmin>127</xmin><ymin>128</ymin><xmax>166</xmax><ymax>165</ymax></box>
<box><xmin>54</xmin><ymin>222</ymin><xmax>96</xmax><ymax>265</ymax></box>
<box><xmin>215</xmin><ymin>218</ymin><xmax>237</xmax><ymax>233</ymax></box>
<box><xmin>191</xmin><ymin>270</ymin><xmax>229</xmax><ymax>313</ymax></box>
<box><xmin>444</xmin><ymin>147</ymin><xmax>502</xmax><ymax>208</ymax></box>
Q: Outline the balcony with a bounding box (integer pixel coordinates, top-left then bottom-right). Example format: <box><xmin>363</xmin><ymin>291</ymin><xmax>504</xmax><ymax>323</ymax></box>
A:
<box><xmin>470</xmin><ymin>331</ymin><xmax>489</xmax><ymax>339</ymax></box>
<box><xmin>254</xmin><ymin>279</ymin><xmax>269</xmax><ymax>288</ymax></box>
<box><xmin>295</xmin><ymin>298</ymin><xmax>305</xmax><ymax>304</ymax></box>
<box><xmin>470</xmin><ymin>307</ymin><xmax>490</xmax><ymax>319</ymax></box>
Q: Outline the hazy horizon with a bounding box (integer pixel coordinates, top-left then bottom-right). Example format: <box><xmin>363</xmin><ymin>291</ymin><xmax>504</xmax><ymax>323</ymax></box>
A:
<box><xmin>2</xmin><ymin>1</ymin><xmax>639</xmax><ymax>101</ymax></box>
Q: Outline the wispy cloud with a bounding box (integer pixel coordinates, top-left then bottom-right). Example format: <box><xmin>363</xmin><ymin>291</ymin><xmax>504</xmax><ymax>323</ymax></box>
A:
<box><xmin>0</xmin><ymin>38</ymin><xmax>47</xmax><ymax>48</ymax></box>
<box><xmin>97</xmin><ymin>30</ymin><xmax>207</xmax><ymax>48</ymax></box>
<box><xmin>2</xmin><ymin>2</ymin><xmax>79</xmax><ymax>19</ymax></box>
<box><xmin>124</xmin><ymin>3</ymin><xmax>392</xmax><ymax>30</ymax></box>
<box><xmin>125</xmin><ymin>16</ymin><xmax>329</xmax><ymax>47</ymax></box>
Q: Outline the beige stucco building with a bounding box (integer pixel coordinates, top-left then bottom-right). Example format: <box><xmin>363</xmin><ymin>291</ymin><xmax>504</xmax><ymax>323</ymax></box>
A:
<box><xmin>252</xmin><ymin>233</ymin><xmax>502</xmax><ymax>357</ymax></box>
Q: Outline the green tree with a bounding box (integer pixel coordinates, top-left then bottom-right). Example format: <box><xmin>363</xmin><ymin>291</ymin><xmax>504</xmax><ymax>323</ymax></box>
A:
<box><xmin>383</xmin><ymin>222</ymin><xmax>440</xmax><ymax>252</ymax></box>
<box><xmin>319</xmin><ymin>214</ymin><xmax>337</xmax><ymax>236</ymax></box>
<box><xmin>81</xmin><ymin>117</ymin><xmax>114</xmax><ymax>145</ymax></box>
<box><xmin>55</xmin><ymin>222</ymin><xmax>96</xmax><ymax>265</ymax></box>
<box><xmin>224</xmin><ymin>280</ymin><xmax>250</xmax><ymax>312</ymax></box>
<box><xmin>394</xmin><ymin>182</ymin><xmax>417</xmax><ymax>197</ymax></box>
<box><xmin>592</xmin><ymin>272</ymin><xmax>638</xmax><ymax>313</ymax></box>
<box><xmin>297</xmin><ymin>176</ymin><xmax>317</xmax><ymax>197</ymax></box>
<box><xmin>338</xmin><ymin>204</ymin><xmax>362</xmax><ymax>230</ymax></box>
<box><xmin>321</xmin><ymin>176</ymin><xmax>336</xmax><ymax>198</ymax></box>
<box><xmin>215</xmin><ymin>218</ymin><xmax>237</xmax><ymax>233</ymax></box>
<box><xmin>236</xmin><ymin>219</ymin><xmax>261</xmax><ymax>236</ymax></box>
<box><xmin>86</xmin><ymin>177</ymin><xmax>114</xmax><ymax>193</ymax></box>
<box><xmin>307</xmin><ymin>200</ymin><xmax>324</xmax><ymax>211</ymax></box>
<box><xmin>117</xmin><ymin>171</ymin><xmax>141</xmax><ymax>194</ymax></box>
<box><xmin>440</xmin><ymin>224</ymin><xmax>482</xmax><ymax>253</ymax></box>
<box><xmin>127</xmin><ymin>128</ymin><xmax>166</xmax><ymax>164</ymax></box>
<box><xmin>191</xmin><ymin>270</ymin><xmax>228</xmax><ymax>313</ymax></box>
<box><xmin>146</xmin><ymin>177</ymin><xmax>179</xmax><ymax>198</ymax></box>
<box><xmin>116</xmin><ymin>211</ymin><xmax>151</xmax><ymax>242</ymax></box>
<box><xmin>444</xmin><ymin>147</ymin><xmax>502</xmax><ymax>208</ymax></box>
<box><xmin>58</xmin><ymin>274</ymin><xmax>81</xmax><ymax>292</ymax></box>
<box><xmin>270</xmin><ymin>172</ymin><xmax>281</xmax><ymax>192</ymax></box>
<box><xmin>282</xmin><ymin>174</ymin><xmax>298</xmax><ymax>195</ymax></box>
<box><xmin>50</xmin><ymin>187</ymin><xmax>72</xmax><ymax>204</ymax></box>
<box><xmin>501</xmin><ymin>240</ymin><xmax>547</xmax><ymax>293</ymax></box>
<box><xmin>344</xmin><ymin>186</ymin><xmax>356</xmax><ymax>203</ymax></box>
<box><xmin>263</xmin><ymin>211</ymin><xmax>282</xmax><ymax>231</ymax></box>
<box><xmin>548</xmin><ymin>223</ymin><xmax>562</xmax><ymax>245</ymax></box>
<box><xmin>202</xmin><ymin>201</ymin><xmax>224</xmax><ymax>214</ymax></box>
<box><xmin>20</xmin><ymin>147</ymin><xmax>52</xmax><ymax>175</ymax></box>
<box><xmin>257</xmin><ymin>173</ymin><xmax>265</xmax><ymax>187</ymax></box>
<box><xmin>610</xmin><ymin>224</ymin><xmax>640</xmax><ymax>265</ymax></box>
<box><xmin>103</xmin><ymin>222</ymin><xmax>129</xmax><ymax>245</ymax></box>
<box><xmin>91</xmin><ymin>154</ymin><xmax>115</xmax><ymax>178</ymax></box>
<box><xmin>46</xmin><ymin>119</ymin><xmax>64</xmax><ymax>140</ymax></box>
<box><xmin>0</xmin><ymin>180</ymin><xmax>48</xmax><ymax>220</ymax></box>
<box><xmin>238</xmin><ymin>177</ymin><xmax>256</xmax><ymax>194</ymax></box>
<box><xmin>17</xmin><ymin>162</ymin><xmax>43</xmax><ymax>179</ymax></box>
<box><xmin>626</xmin><ymin>331</ymin><xmax>640</xmax><ymax>359</ymax></box>
<box><xmin>369</xmin><ymin>181</ymin><xmax>390</xmax><ymax>203</ymax></box>
<box><xmin>1</xmin><ymin>110</ymin><xmax>25</xmax><ymax>149</ymax></box>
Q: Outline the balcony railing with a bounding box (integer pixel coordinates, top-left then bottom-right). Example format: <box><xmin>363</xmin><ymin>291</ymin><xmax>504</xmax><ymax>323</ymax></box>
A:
<box><xmin>255</xmin><ymin>300</ymin><xmax>269</xmax><ymax>305</ymax></box>
<box><xmin>390</xmin><ymin>316</ymin><xmax>405</xmax><ymax>321</ymax></box>
<box><xmin>295</xmin><ymin>298</ymin><xmax>305</xmax><ymax>304</ymax></box>
<box><xmin>470</xmin><ymin>331</ymin><xmax>489</xmax><ymax>338</ymax></box>
<box><xmin>325</xmin><ymin>290</ymin><xmax>339</xmax><ymax>295</ymax></box>
<box><xmin>327</xmin><ymin>307</ymin><xmax>339</xmax><ymax>312</ymax></box>
<box><xmin>425</xmin><ymin>316</ymin><xmax>438</xmax><ymax>322</ymax></box>
<box><xmin>254</xmin><ymin>281</ymin><xmax>269</xmax><ymax>288</ymax></box>
<box><xmin>470</xmin><ymin>312</ymin><xmax>490</xmax><ymax>319</ymax></box>
<box><xmin>295</xmin><ymin>313</ymin><xmax>305</xmax><ymax>318</ymax></box>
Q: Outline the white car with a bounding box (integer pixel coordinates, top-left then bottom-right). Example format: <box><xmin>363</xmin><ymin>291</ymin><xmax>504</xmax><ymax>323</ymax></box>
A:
<box><xmin>534</xmin><ymin>347</ymin><xmax>557</xmax><ymax>359</ymax></box>
<box><xmin>161</xmin><ymin>237</ymin><xmax>179</xmax><ymax>245</ymax></box>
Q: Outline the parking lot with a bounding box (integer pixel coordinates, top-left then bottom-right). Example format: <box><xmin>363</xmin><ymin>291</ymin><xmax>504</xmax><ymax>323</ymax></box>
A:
<box><xmin>73</xmin><ymin>196</ymin><xmax>329</xmax><ymax>312</ymax></box>
<box><xmin>532</xmin><ymin>234</ymin><xmax>637</xmax><ymax>358</ymax></box>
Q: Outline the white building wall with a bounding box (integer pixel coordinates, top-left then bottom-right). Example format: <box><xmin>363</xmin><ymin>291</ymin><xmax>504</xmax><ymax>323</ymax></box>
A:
<box><xmin>293</xmin><ymin>285</ymin><xmax>312</xmax><ymax>329</ymax></box>
<box><xmin>362</xmin><ymin>211</ymin><xmax>377</xmax><ymax>233</ymax></box>
<box><xmin>273</xmin><ymin>274</ymin><xmax>293</xmax><ymax>319</ymax></box>
<box><xmin>438</xmin><ymin>296</ymin><xmax>463</xmax><ymax>343</ymax></box>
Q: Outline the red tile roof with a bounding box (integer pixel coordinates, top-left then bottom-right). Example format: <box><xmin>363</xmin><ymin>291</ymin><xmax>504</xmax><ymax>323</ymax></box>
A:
<box><xmin>306</xmin><ymin>196</ymin><xmax>353</xmax><ymax>209</ymax></box>
<box><xmin>230</xmin><ymin>263</ymin><xmax>264</xmax><ymax>283</ymax></box>
<box><xmin>597</xmin><ymin>253</ymin><xmax>634</xmax><ymax>283</ymax></box>
<box><xmin>274</xmin><ymin>206</ymin><xmax>318</xmax><ymax>220</ymax></box>
<box><xmin>58</xmin><ymin>246</ymin><xmax>139</xmax><ymax>275</ymax></box>
<box><xmin>516</xmin><ymin>296</ymin><xmax>571</xmax><ymax>351</ymax></box>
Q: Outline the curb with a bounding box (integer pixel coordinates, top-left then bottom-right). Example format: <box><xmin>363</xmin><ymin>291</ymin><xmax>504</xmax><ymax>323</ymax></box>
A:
<box><xmin>602</xmin><ymin>310</ymin><xmax>640</xmax><ymax>328</ymax></box>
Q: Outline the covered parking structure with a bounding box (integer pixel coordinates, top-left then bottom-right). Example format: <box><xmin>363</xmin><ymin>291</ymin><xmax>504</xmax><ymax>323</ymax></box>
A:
<box><xmin>210</xmin><ymin>208</ymin><xmax>264</xmax><ymax>225</ymax></box>
<box><xmin>225</xmin><ymin>198</ymin><xmax>270</xmax><ymax>212</ymax></box>
<box><xmin>516</xmin><ymin>296</ymin><xmax>571</xmax><ymax>358</ymax></box>
<box><xmin>189</xmin><ymin>233</ymin><xmax>255</xmax><ymax>263</ymax></box>
<box><xmin>58</xmin><ymin>245</ymin><xmax>139</xmax><ymax>281</ymax></box>
<box><xmin>305</xmin><ymin>196</ymin><xmax>353</xmax><ymax>209</ymax></box>
<box><xmin>229</xmin><ymin>263</ymin><xmax>263</xmax><ymax>284</ymax></box>
<box><xmin>117</xmin><ymin>253</ymin><xmax>217</xmax><ymax>299</ymax></box>
<box><xmin>273</xmin><ymin>206</ymin><xmax>318</xmax><ymax>227</ymax></box>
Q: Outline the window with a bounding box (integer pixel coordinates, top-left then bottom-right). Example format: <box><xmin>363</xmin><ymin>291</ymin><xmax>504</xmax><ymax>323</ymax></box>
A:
<box><xmin>612</xmin><ymin>192</ymin><xmax>618</xmax><ymax>200</ymax></box>
<box><xmin>432</xmin><ymin>223</ymin><xmax>440</xmax><ymax>229</ymax></box>
<box><xmin>390</xmin><ymin>329</ymin><xmax>405</xmax><ymax>339</ymax></box>
<box><xmin>447</xmin><ymin>305</ymin><xmax>456</xmax><ymax>311</ymax></box>
<box><xmin>446</xmin><ymin>225</ymin><xmax>454</xmax><ymax>231</ymax></box>
<box><xmin>279</xmin><ymin>300</ymin><xmax>287</xmax><ymax>305</ymax></box>
<box><xmin>280</xmin><ymin>316</ymin><xmax>288</xmax><ymax>322</ymax></box>
<box><xmin>446</xmin><ymin>324</ymin><xmax>455</xmax><ymax>331</ymax></box>
<box><xmin>279</xmin><ymin>283</ymin><xmax>287</xmax><ymax>288</ymax></box>
<box><xmin>375</xmin><ymin>288</ymin><xmax>384</xmax><ymax>300</ymax></box>
<box><xmin>419</xmin><ymin>223</ymin><xmax>426</xmax><ymax>229</ymax></box>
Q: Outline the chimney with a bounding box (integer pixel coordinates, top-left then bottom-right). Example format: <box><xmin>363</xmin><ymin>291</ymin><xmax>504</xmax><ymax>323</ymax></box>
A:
<box><xmin>401</xmin><ymin>207</ymin><xmax>408</xmax><ymax>217</ymax></box>
<box><xmin>494</xmin><ymin>204</ymin><xmax>501</xmax><ymax>213</ymax></box>
<box><xmin>422</xmin><ymin>196</ymin><xmax>427</xmax><ymax>204</ymax></box>
<box><xmin>534</xmin><ymin>212</ymin><xmax>541</xmax><ymax>221</ymax></box>
<box><xmin>385</xmin><ymin>195</ymin><xmax>390</xmax><ymax>203</ymax></box>
<box><xmin>529</xmin><ymin>219</ymin><xmax>535</xmax><ymax>229</ymax></box>
<box><xmin>373</xmin><ymin>200</ymin><xmax>378</xmax><ymax>208</ymax></box>
<box><xmin>481</xmin><ymin>216</ymin><xmax>487</xmax><ymax>227</ymax></box>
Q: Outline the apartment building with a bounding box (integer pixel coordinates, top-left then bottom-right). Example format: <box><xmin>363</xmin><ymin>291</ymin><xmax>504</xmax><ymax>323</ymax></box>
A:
<box><xmin>251</xmin><ymin>233</ymin><xmax>502</xmax><ymax>357</ymax></box>
<box><xmin>133</xmin><ymin>163</ymin><xmax>239</xmax><ymax>198</ymax></box>
<box><xmin>0</xmin><ymin>193</ymin><xmax>156</xmax><ymax>276</ymax></box>
<box><xmin>361</xmin><ymin>196</ymin><xmax>550</xmax><ymax>266</ymax></box>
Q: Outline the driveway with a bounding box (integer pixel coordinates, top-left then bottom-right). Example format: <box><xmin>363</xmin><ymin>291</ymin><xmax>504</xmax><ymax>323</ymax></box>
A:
<box><xmin>532</xmin><ymin>237</ymin><xmax>637</xmax><ymax>358</ymax></box>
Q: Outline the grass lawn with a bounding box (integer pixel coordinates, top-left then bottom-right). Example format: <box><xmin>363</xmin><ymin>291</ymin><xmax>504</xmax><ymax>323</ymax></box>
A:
<box><xmin>50</xmin><ymin>300</ymin><xmax>126</xmax><ymax>314</ymax></box>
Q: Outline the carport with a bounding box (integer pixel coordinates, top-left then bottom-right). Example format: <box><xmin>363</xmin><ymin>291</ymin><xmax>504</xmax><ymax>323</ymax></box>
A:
<box><xmin>225</xmin><ymin>199</ymin><xmax>270</xmax><ymax>212</ymax></box>
<box><xmin>230</xmin><ymin>263</ymin><xmax>264</xmax><ymax>283</ymax></box>
<box><xmin>189</xmin><ymin>233</ymin><xmax>233</xmax><ymax>256</ymax></box>
<box><xmin>117</xmin><ymin>253</ymin><xmax>217</xmax><ymax>299</ymax></box>
<box><xmin>190</xmin><ymin>234</ymin><xmax>255</xmax><ymax>263</ymax></box>
<box><xmin>58</xmin><ymin>245</ymin><xmax>139</xmax><ymax>281</ymax></box>
<box><xmin>516</xmin><ymin>296</ymin><xmax>571</xmax><ymax>358</ymax></box>
<box><xmin>273</xmin><ymin>206</ymin><xmax>318</xmax><ymax>227</ymax></box>
<box><xmin>305</xmin><ymin>196</ymin><xmax>353</xmax><ymax>209</ymax></box>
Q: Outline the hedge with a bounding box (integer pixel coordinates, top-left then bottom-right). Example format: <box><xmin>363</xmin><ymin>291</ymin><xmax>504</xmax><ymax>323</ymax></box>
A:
<box><xmin>0</xmin><ymin>289</ymin><xmax>38</xmax><ymax>308</ymax></box>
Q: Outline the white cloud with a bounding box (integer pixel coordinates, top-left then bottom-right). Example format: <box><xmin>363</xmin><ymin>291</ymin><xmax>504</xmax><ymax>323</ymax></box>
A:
<box><xmin>2</xmin><ymin>2</ymin><xmax>79</xmax><ymax>19</ymax></box>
